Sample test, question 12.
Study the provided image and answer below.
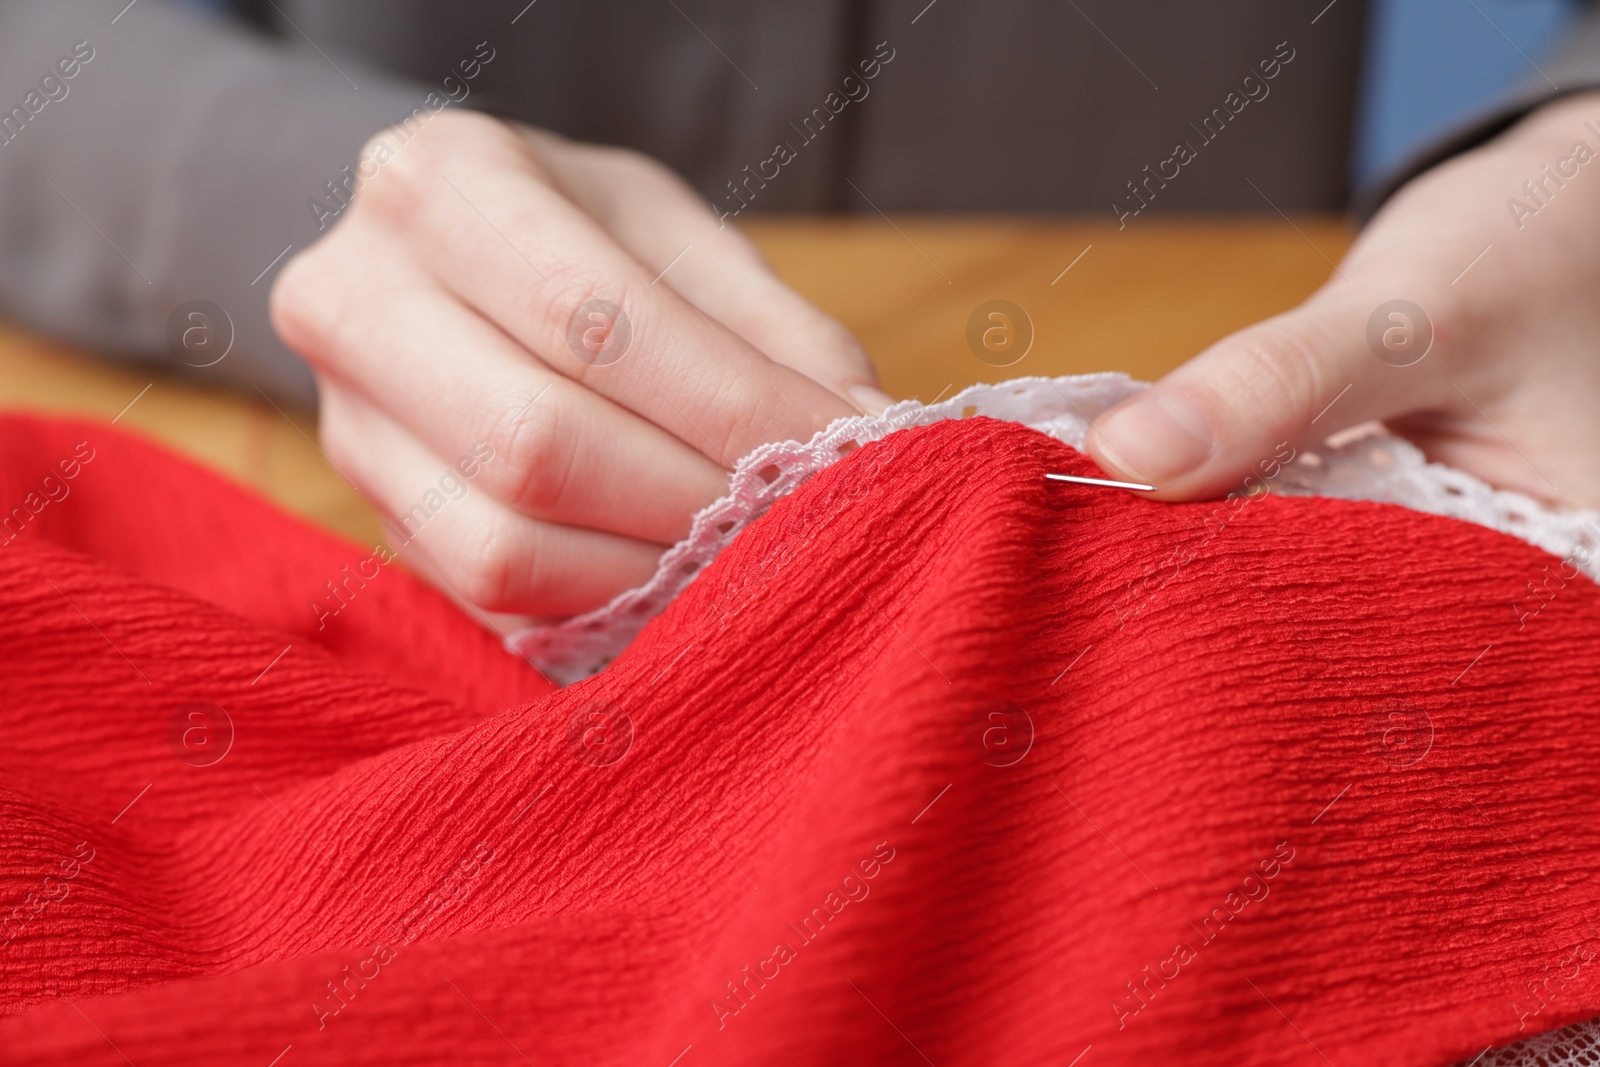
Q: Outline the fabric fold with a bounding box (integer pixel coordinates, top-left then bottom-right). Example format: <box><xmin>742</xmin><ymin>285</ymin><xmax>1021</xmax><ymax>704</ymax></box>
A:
<box><xmin>1</xmin><ymin>412</ymin><xmax>1597</xmax><ymax>1066</ymax></box>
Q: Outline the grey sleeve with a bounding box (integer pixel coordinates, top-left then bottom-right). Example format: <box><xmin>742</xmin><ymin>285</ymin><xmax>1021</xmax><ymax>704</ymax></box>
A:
<box><xmin>1354</xmin><ymin>3</ymin><xmax>1600</xmax><ymax>220</ymax></box>
<box><xmin>0</xmin><ymin>0</ymin><xmax>427</xmax><ymax>404</ymax></box>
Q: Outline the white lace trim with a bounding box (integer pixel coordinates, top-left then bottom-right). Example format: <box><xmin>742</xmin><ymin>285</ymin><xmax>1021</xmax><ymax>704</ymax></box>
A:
<box><xmin>1470</xmin><ymin>1017</ymin><xmax>1600</xmax><ymax>1066</ymax></box>
<box><xmin>508</xmin><ymin>373</ymin><xmax>1144</xmax><ymax>683</ymax></box>
<box><xmin>509</xmin><ymin>373</ymin><xmax>1600</xmax><ymax>685</ymax></box>
<box><xmin>506</xmin><ymin>372</ymin><xmax>1600</xmax><ymax>1063</ymax></box>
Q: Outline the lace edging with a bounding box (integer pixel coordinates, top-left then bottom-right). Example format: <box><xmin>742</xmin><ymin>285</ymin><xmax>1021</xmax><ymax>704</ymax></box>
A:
<box><xmin>508</xmin><ymin>373</ymin><xmax>1600</xmax><ymax>685</ymax></box>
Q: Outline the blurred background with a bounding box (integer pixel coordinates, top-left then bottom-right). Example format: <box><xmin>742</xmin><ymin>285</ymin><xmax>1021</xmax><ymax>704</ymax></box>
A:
<box><xmin>1354</xmin><ymin>0</ymin><xmax>1580</xmax><ymax>186</ymax></box>
<box><xmin>0</xmin><ymin>0</ymin><xmax>1589</xmax><ymax>544</ymax></box>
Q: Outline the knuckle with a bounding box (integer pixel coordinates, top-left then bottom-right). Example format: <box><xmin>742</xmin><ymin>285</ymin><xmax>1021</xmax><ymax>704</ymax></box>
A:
<box><xmin>364</xmin><ymin>111</ymin><xmax>512</xmax><ymax>214</ymax></box>
<box><xmin>350</xmin><ymin>123</ymin><xmax>439</xmax><ymax>219</ymax></box>
<box><xmin>451</xmin><ymin>508</ymin><xmax>529</xmax><ymax>612</ymax></box>
<box><xmin>485</xmin><ymin>399</ymin><xmax>579</xmax><ymax>516</ymax></box>
<box><xmin>317</xmin><ymin>408</ymin><xmax>362</xmax><ymax>477</ymax></box>
<box><xmin>269</xmin><ymin>245</ymin><xmax>340</xmax><ymax>357</ymax></box>
<box><xmin>360</xmin><ymin>131</ymin><xmax>433</xmax><ymax>216</ymax></box>
<box><xmin>1219</xmin><ymin>317</ymin><xmax>1328</xmax><ymax>417</ymax></box>
<box><xmin>358</xmin><ymin>128</ymin><xmax>395</xmax><ymax>167</ymax></box>
<box><xmin>538</xmin><ymin>273</ymin><xmax>634</xmax><ymax>366</ymax></box>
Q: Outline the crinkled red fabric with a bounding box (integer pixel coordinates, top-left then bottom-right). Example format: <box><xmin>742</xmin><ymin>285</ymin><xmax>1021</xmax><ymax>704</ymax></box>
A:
<box><xmin>0</xmin><ymin>412</ymin><xmax>1597</xmax><ymax>1066</ymax></box>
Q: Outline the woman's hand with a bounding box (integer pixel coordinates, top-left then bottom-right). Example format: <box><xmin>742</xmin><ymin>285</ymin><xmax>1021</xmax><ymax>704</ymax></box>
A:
<box><xmin>271</xmin><ymin>111</ymin><xmax>887</xmax><ymax>624</ymax></box>
<box><xmin>1089</xmin><ymin>91</ymin><xmax>1600</xmax><ymax>509</ymax></box>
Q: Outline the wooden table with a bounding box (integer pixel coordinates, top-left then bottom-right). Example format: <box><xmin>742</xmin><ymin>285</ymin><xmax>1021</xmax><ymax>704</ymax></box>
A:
<box><xmin>0</xmin><ymin>217</ymin><xmax>1350</xmax><ymax>546</ymax></box>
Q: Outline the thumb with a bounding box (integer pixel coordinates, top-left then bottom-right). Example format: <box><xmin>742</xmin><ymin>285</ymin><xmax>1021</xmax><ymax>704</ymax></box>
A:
<box><xmin>1086</xmin><ymin>288</ymin><xmax>1448</xmax><ymax>499</ymax></box>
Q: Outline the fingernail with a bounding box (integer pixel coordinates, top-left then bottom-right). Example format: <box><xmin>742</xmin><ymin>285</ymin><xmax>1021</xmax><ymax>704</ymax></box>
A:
<box><xmin>848</xmin><ymin>385</ymin><xmax>895</xmax><ymax>416</ymax></box>
<box><xmin>1091</xmin><ymin>390</ymin><xmax>1214</xmax><ymax>485</ymax></box>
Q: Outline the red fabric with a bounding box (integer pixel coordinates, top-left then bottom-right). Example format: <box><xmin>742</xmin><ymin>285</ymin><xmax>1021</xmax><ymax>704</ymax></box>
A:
<box><xmin>1</xmin><ymin>411</ymin><xmax>1597</xmax><ymax>1066</ymax></box>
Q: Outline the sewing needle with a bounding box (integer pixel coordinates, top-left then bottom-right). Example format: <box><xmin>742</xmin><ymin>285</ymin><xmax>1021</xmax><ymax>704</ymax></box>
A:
<box><xmin>1044</xmin><ymin>473</ymin><xmax>1156</xmax><ymax>491</ymax></box>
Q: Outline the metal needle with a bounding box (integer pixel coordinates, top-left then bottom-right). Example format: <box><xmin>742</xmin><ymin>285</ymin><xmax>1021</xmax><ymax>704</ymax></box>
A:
<box><xmin>1045</xmin><ymin>473</ymin><xmax>1156</xmax><ymax>491</ymax></box>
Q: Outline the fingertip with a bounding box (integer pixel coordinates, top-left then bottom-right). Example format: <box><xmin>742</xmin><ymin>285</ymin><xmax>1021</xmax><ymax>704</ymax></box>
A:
<box><xmin>1087</xmin><ymin>389</ymin><xmax>1217</xmax><ymax>498</ymax></box>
